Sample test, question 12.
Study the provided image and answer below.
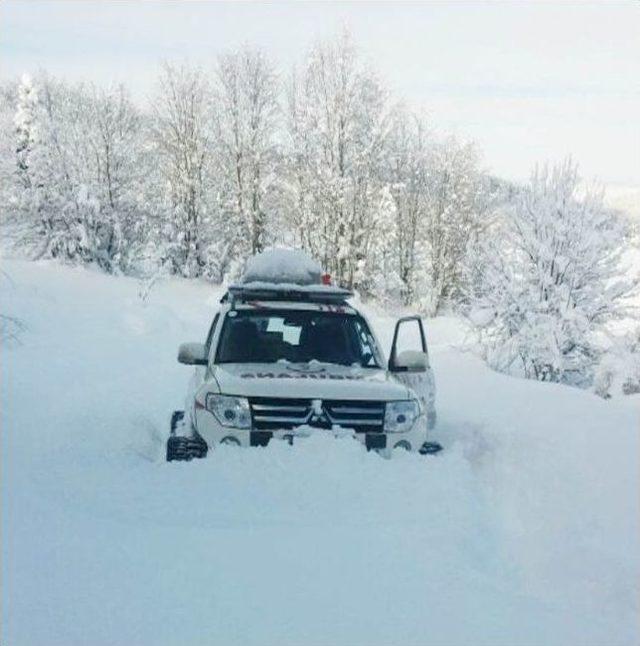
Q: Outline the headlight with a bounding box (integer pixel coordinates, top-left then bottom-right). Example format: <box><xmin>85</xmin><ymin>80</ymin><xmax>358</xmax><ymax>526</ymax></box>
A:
<box><xmin>205</xmin><ymin>394</ymin><xmax>251</xmax><ymax>429</ymax></box>
<box><xmin>384</xmin><ymin>400</ymin><xmax>420</xmax><ymax>433</ymax></box>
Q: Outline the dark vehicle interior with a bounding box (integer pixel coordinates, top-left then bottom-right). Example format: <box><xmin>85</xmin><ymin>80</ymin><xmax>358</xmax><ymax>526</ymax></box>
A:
<box><xmin>216</xmin><ymin>310</ymin><xmax>380</xmax><ymax>367</ymax></box>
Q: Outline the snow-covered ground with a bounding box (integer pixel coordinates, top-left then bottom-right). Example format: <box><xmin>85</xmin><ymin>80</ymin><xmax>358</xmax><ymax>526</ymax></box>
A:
<box><xmin>1</xmin><ymin>259</ymin><xmax>639</xmax><ymax>646</ymax></box>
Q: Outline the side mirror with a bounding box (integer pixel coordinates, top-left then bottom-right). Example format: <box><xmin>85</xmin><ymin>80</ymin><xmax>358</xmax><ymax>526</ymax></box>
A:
<box><xmin>393</xmin><ymin>350</ymin><xmax>428</xmax><ymax>372</ymax></box>
<box><xmin>178</xmin><ymin>342</ymin><xmax>208</xmax><ymax>366</ymax></box>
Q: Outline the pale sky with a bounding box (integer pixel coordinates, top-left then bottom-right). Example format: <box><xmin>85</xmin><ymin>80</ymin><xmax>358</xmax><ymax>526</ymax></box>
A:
<box><xmin>1</xmin><ymin>0</ymin><xmax>639</xmax><ymax>189</ymax></box>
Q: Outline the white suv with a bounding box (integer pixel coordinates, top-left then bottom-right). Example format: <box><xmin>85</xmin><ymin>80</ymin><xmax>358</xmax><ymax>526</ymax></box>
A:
<box><xmin>168</xmin><ymin>251</ymin><xmax>439</xmax><ymax>461</ymax></box>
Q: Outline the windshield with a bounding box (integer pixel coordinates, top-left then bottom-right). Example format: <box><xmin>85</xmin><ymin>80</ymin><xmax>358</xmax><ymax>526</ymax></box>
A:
<box><xmin>216</xmin><ymin>309</ymin><xmax>381</xmax><ymax>368</ymax></box>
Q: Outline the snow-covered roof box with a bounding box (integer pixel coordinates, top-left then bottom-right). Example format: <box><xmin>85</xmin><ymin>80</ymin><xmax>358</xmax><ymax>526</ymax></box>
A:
<box><xmin>225</xmin><ymin>249</ymin><xmax>352</xmax><ymax>304</ymax></box>
<box><xmin>243</xmin><ymin>248</ymin><xmax>322</xmax><ymax>285</ymax></box>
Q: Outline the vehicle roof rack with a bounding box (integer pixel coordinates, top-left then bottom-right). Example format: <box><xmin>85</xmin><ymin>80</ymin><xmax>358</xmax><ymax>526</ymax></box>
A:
<box><xmin>222</xmin><ymin>282</ymin><xmax>353</xmax><ymax>306</ymax></box>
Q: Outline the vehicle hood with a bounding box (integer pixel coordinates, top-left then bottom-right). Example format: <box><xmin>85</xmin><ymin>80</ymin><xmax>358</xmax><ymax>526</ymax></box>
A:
<box><xmin>207</xmin><ymin>362</ymin><xmax>412</xmax><ymax>401</ymax></box>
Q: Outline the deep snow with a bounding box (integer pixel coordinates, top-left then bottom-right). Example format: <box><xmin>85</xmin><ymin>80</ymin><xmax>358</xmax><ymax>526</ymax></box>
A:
<box><xmin>1</xmin><ymin>259</ymin><xmax>639</xmax><ymax>646</ymax></box>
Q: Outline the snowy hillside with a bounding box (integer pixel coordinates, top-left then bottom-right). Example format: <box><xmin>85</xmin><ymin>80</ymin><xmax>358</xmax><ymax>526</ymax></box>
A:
<box><xmin>1</xmin><ymin>259</ymin><xmax>639</xmax><ymax>646</ymax></box>
<box><xmin>605</xmin><ymin>185</ymin><xmax>640</xmax><ymax>220</ymax></box>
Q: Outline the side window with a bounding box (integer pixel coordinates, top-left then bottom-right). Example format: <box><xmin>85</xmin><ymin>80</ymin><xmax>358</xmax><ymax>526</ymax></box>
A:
<box><xmin>389</xmin><ymin>316</ymin><xmax>428</xmax><ymax>371</ymax></box>
<box><xmin>352</xmin><ymin>319</ymin><xmax>378</xmax><ymax>367</ymax></box>
<box><xmin>204</xmin><ymin>313</ymin><xmax>220</xmax><ymax>357</ymax></box>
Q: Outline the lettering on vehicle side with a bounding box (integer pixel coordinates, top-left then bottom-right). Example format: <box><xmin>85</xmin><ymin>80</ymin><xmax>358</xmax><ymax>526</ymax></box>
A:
<box><xmin>240</xmin><ymin>372</ymin><xmax>364</xmax><ymax>380</ymax></box>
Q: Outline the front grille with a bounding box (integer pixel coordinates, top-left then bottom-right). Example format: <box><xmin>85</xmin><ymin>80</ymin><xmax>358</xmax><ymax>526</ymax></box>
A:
<box><xmin>248</xmin><ymin>397</ymin><xmax>385</xmax><ymax>432</ymax></box>
<box><xmin>249</xmin><ymin>397</ymin><xmax>312</xmax><ymax>430</ymax></box>
<box><xmin>324</xmin><ymin>400</ymin><xmax>385</xmax><ymax>433</ymax></box>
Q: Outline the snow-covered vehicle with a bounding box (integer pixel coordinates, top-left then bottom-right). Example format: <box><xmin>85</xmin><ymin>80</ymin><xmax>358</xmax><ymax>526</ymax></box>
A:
<box><xmin>168</xmin><ymin>250</ymin><xmax>439</xmax><ymax>461</ymax></box>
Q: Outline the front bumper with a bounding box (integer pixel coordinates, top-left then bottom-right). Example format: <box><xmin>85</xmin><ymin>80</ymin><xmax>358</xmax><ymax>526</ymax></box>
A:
<box><xmin>194</xmin><ymin>407</ymin><xmax>429</xmax><ymax>453</ymax></box>
<box><xmin>247</xmin><ymin>428</ymin><xmax>387</xmax><ymax>450</ymax></box>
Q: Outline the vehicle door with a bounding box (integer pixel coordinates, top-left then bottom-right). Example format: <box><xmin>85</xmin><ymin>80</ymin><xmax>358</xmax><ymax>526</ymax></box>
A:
<box><xmin>388</xmin><ymin>316</ymin><xmax>436</xmax><ymax>429</ymax></box>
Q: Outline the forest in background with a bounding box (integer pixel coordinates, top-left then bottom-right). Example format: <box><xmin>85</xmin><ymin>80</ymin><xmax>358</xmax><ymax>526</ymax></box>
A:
<box><xmin>1</xmin><ymin>31</ymin><xmax>638</xmax><ymax>395</ymax></box>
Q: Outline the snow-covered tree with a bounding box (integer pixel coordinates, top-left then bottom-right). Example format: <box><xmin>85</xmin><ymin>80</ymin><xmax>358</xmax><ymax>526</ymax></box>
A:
<box><xmin>383</xmin><ymin>111</ymin><xmax>485</xmax><ymax>312</ymax></box>
<box><xmin>213</xmin><ymin>47</ymin><xmax>280</xmax><ymax>258</ymax></box>
<box><xmin>362</xmin><ymin>185</ymin><xmax>404</xmax><ymax>301</ymax></box>
<box><xmin>14</xmin><ymin>74</ymin><xmax>39</xmax><ymax>189</ymax></box>
<box><xmin>0</xmin><ymin>82</ymin><xmax>17</xmax><ymax>223</ymax></box>
<box><xmin>285</xmin><ymin>31</ymin><xmax>393</xmax><ymax>290</ymax></box>
<box><xmin>85</xmin><ymin>84</ymin><xmax>151</xmax><ymax>271</ymax></box>
<box><xmin>593</xmin><ymin>329</ymin><xmax>640</xmax><ymax>398</ymax></box>
<box><xmin>468</xmin><ymin>159</ymin><xmax>637</xmax><ymax>386</ymax></box>
<box><xmin>417</xmin><ymin>136</ymin><xmax>484</xmax><ymax>314</ymax></box>
<box><xmin>7</xmin><ymin>76</ymin><xmax>150</xmax><ymax>270</ymax></box>
<box><xmin>13</xmin><ymin>75</ymin><xmax>90</xmax><ymax>260</ymax></box>
<box><xmin>150</xmin><ymin>63</ymin><xmax>213</xmax><ymax>277</ymax></box>
<box><xmin>384</xmin><ymin>108</ymin><xmax>431</xmax><ymax>304</ymax></box>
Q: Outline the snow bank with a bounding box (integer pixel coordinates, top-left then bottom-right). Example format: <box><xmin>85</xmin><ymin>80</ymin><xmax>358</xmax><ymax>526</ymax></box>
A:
<box><xmin>242</xmin><ymin>247</ymin><xmax>322</xmax><ymax>285</ymax></box>
<box><xmin>1</xmin><ymin>259</ymin><xmax>638</xmax><ymax>646</ymax></box>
